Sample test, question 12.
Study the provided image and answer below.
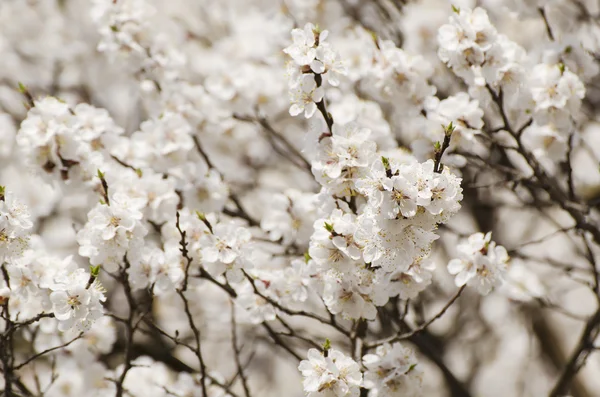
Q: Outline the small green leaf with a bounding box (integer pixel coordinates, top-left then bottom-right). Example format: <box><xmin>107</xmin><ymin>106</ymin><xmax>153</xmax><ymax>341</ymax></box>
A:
<box><xmin>17</xmin><ymin>82</ymin><xmax>27</xmax><ymax>94</ymax></box>
<box><xmin>381</xmin><ymin>156</ymin><xmax>390</xmax><ymax>170</ymax></box>
<box><xmin>89</xmin><ymin>265</ymin><xmax>101</xmax><ymax>278</ymax></box>
<box><xmin>558</xmin><ymin>63</ymin><xmax>565</xmax><ymax>74</ymax></box>
<box><xmin>322</xmin><ymin>338</ymin><xmax>331</xmax><ymax>353</ymax></box>
<box><xmin>368</xmin><ymin>29</ymin><xmax>378</xmax><ymax>43</ymax></box>
<box><xmin>304</xmin><ymin>252</ymin><xmax>311</xmax><ymax>263</ymax></box>
<box><xmin>324</xmin><ymin>222</ymin><xmax>334</xmax><ymax>233</ymax></box>
<box><xmin>451</xmin><ymin>4</ymin><xmax>460</xmax><ymax>13</ymax></box>
<box><xmin>445</xmin><ymin>121</ymin><xmax>456</xmax><ymax>135</ymax></box>
<box><xmin>97</xmin><ymin>169</ymin><xmax>105</xmax><ymax>179</ymax></box>
<box><xmin>195</xmin><ymin>211</ymin><xmax>207</xmax><ymax>221</ymax></box>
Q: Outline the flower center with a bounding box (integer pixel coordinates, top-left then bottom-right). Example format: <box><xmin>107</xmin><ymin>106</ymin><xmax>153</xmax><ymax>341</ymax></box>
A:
<box><xmin>67</xmin><ymin>294</ymin><xmax>81</xmax><ymax>309</ymax></box>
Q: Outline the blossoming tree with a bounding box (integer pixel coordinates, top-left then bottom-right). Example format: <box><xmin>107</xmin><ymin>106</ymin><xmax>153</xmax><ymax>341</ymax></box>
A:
<box><xmin>1</xmin><ymin>0</ymin><xmax>600</xmax><ymax>396</ymax></box>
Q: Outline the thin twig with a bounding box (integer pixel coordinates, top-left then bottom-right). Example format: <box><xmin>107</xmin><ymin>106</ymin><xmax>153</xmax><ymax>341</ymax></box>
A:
<box><xmin>366</xmin><ymin>286</ymin><xmax>466</xmax><ymax>348</ymax></box>
<box><xmin>230</xmin><ymin>303</ymin><xmax>251</xmax><ymax>397</ymax></box>
<box><xmin>314</xmin><ymin>74</ymin><xmax>334</xmax><ymax>133</ymax></box>
<box><xmin>115</xmin><ymin>258</ymin><xmax>136</xmax><ymax>397</ymax></box>
<box><xmin>548</xmin><ymin>308</ymin><xmax>600</xmax><ymax>397</ymax></box>
<box><xmin>243</xmin><ymin>271</ymin><xmax>350</xmax><ymax>337</ymax></box>
<box><xmin>539</xmin><ymin>7</ymin><xmax>555</xmax><ymax>41</ymax></box>
<box><xmin>13</xmin><ymin>334</ymin><xmax>83</xmax><ymax>370</ymax></box>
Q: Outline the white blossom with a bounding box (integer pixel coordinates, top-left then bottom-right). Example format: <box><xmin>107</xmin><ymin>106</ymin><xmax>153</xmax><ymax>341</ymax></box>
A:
<box><xmin>299</xmin><ymin>348</ymin><xmax>363</xmax><ymax>397</ymax></box>
<box><xmin>0</xmin><ymin>191</ymin><xmax>32</xmax><ymax>263</ymax></box>
<box><xmin>200</xmin><ymin>219</ymin><xmax>253</xmax><ymax>283</ymax></box>
<box><xmin>77</xmin><ymin>191</ymin><xmax>148</xmax><ymax>272</ymax></box>
<box><xmin>363</xmin><ymin>343</ymin><xmax>423</xmax><ymax>397</ymax></box>
<box><xmin>284</xmin><ymin>23</ymin><xmax>324</xmax><ymax>66</ymax></box>
<box><xmin>49</xmin><ymin>268</ymin><xmax>106</xmax><ymax>332</ymax></box>
<box><xmin>529</xmin><ymin>63</ymin><xmax>585</xmax><ymax>128</ymax></box>
<box><xmin>448</xmin><ymin>232</ymin><xmax>509</xmax><ymax>295</ymax></box>
<box><xmin>289</xmin><ymin>74</ymin><xmax>324</xmax><ymax>118</ymax></box>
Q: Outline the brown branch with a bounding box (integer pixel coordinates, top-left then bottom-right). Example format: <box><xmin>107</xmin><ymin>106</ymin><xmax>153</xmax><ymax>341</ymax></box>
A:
<box><xmin>548</xmin><ymin>308</ymin><xmax>600</xmax><ymax>397</ymax></box>
<box><xmin>243</xmin><ymin>271</ymin><xmax>350</xmax><ymax>337</ymax></box>
<box><xmin>115</xmin><ymin>259</ymin><xmax>136</xmax><ymax>397</ymax></box>
<box><xmin>314</xmin><ymin>74</ymin><xmax>334</xmax><ymax>133</ymax></box>
<box><xmin>234</xmin><ymin>114</ymin><xmax>313</xmax><ymax>174</ymax></box>
<box><xmin>1</xmin><ymin>264</ymin><xmax>15</xmax><ymax>396</ymax></box>
<box><xmin>230</xmin><ymin>303</ymin><xmax>251</xmax><ymax>397</ymax></box>
<box><xmin>192</xmin><ymin>135</ymin><xmax>215</xmax><ymax>170</ymax></box>
<box><xmin>176</xmin><ymin>288</ymin><xmax>209</xmax><ymax>397</ymax></box>
<box><xmin>366</xmin><ymin>286</ymin><xmax>466</xmax><ymax>348</ymax></box>
<box><xmin>261</xmin><ymin>322</ymin><xmax>302</xmax><ymax>361</ymax></box>
<box><xmin>565</xmin><ymin>132</ymin><xmax>576</xmax><ymax>201</ymax></box>
<box><xmin>13</xmin><ymin>333</ymin><xmax>83</xmax><ymax>370</ymax></box>
<box><xmin>175</xmin><ymin>211</ymin><xmax>193</xmax><ymax>292</ymax></box>
<box><xmin>539</xmin><ymin>7</ymin><xmax>555</xmax><ymax>41</ymax></box>
<box><xmin>434</xmin><ymin>125</ymin><xmax>454</xmax><ymax>173</ymax></box>
<box><xmin>175</xmin><ymin>212</ymin><xmax>208</xmax><ymax>397</ymax></box>
<box><xmin>485</xmin><ymin>85</ymin><xmax>600</xmax><ymax>247</ymax></box>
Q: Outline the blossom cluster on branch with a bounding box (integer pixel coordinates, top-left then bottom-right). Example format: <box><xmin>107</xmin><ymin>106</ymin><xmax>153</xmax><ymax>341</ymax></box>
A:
<box><xmin>1</xmin><ymin>0</ymin><xmax>600</xmax><ymax>396</ymax></box>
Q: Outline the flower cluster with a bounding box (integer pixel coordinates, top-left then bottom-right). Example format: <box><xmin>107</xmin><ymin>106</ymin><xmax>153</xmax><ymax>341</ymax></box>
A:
<box><xmin>92</xmin><ymin>0</ymin><xmax>184</xmax><ymax>85</ymax></box>
<box><xmin>298</xmin><ymin>343</ymin><xmax>424</xmax><ymax>397</ymax></box>
<box><xmin>363</xmin><ymin>343</ymin><xmax>423</xmax><ymax>397</ymax></box>
<box><xmin>438</xmin><ymin>7</ymin><xmax>524</xmax><ymax>89</ymax></box>
<box><xmin>127</xmin><ymin>247</ymin><xmax>184</xmax><ymax>294</ymax></box>
<box><xmin>367</xmin><ymin>40</ymin><xmax>436</xmax><ymax>116</ymax></box>
<box><xmin>299</xmin><ymin>348</ymin><xmax>363</xmax><ymax>397</ymax></box>
<box><xmin>16</xmin><ymin>98</ymin><xmax>124</xmax><ymax>185</ymax></box>
<box><xmin>522</xmin><ymin>63</ymin><xmax>585</xmax><ymax>165</ymax></box>
<box><xmin>306</xmin><ymin>153</ymin><xmax>462</xmax><ymax>319</ymax></box>
<box><xmin>312</xmin><ymin>122</ymin><xmax>377</xmax><ymax>196</ymax></box>
<box><xmin>357</xmin><ymin>36</ymin><xmax>486</xmax><ymax>166</ymax></box>
<box><xmin>261</xmin><ymin>189</ymin><xmax>318</xmax><ymax>246</ymax></box>
<box><xmin>447</xmin><ymin>232</ymin><xmax>509</xmax><ymax>295</ymax></box>
<box><xmin>0</xmin><ymin>191</ymin><xmax>106</xmax><ymax>332</ymax></box>
<box><xmin>0</xmin><ymin>189</ymin><xmax>32</xmax><ymax>262</ymax></box>
<box><xmin>198</xmin><ymin>217</ymin><xmax>253</xmax><ymax>283</ymax></box>
<box><xmin>438</xmin><ymin>6</ymin><xmax>587</xmax><ymax>166</ymax></box>
<box><xmin>284</xmin><ymin>23</ymin><xmax>347</xmax><ymax>118</ymax></box>
<box><xmin>77</xmin><ymin>191</ymin><xmax>148</xmax><ymax>272</ymax></box>
<box><xmin>50</xmin><ymin>268</ymin><xmax>106</xmax><ymax>332</ymax></box>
